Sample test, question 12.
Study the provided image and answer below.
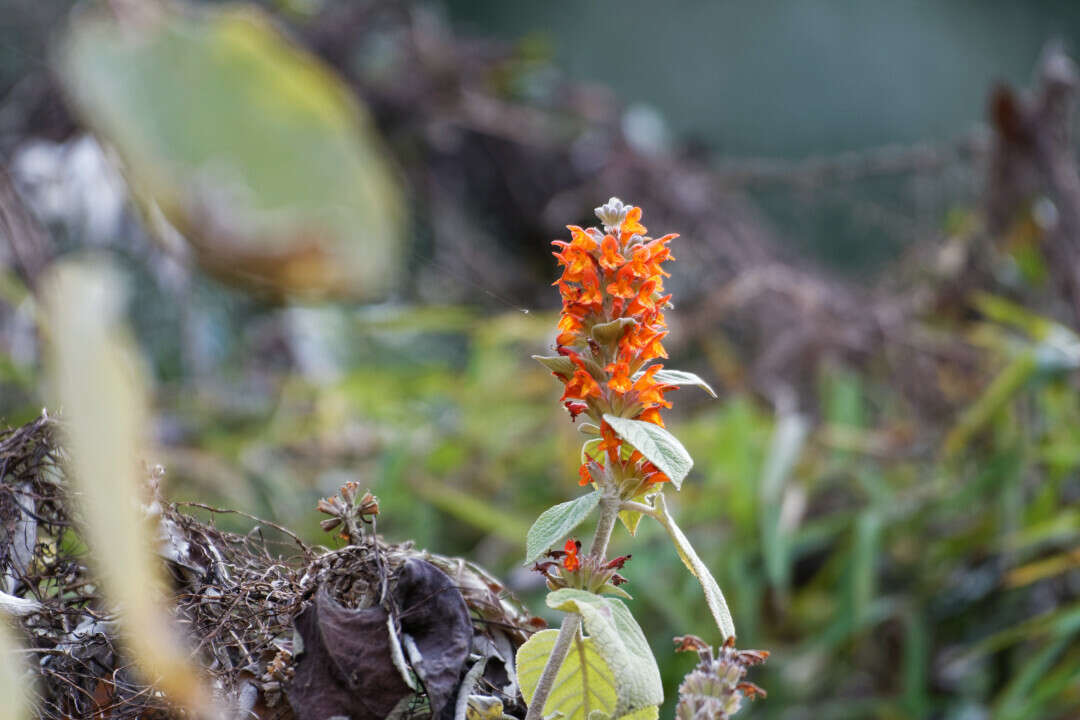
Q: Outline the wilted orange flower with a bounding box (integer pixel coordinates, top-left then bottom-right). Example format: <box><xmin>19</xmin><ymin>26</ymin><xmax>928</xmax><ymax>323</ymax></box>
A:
<box><xmin>546</xmin><ymin>198</ymin><xmax>679</xmax><ymax>491</ymax></box>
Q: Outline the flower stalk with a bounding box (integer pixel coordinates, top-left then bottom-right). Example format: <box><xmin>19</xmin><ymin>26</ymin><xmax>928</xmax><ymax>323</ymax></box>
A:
<box><xmin>521</xmin><ymin>197</ymin><xmax>763</xmax><ymax>720</ymax></box>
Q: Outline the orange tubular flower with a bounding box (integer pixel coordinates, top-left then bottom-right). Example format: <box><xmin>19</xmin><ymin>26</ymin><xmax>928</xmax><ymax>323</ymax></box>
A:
<box><xmin>546</xmin><ymin>198</ymin><xmax>680</xmax><ymax>492</ymax></box>
<box><xmin>562</xmin><ymin>538</ymin><xmax>581</xmax><ymax>571</ymax></box>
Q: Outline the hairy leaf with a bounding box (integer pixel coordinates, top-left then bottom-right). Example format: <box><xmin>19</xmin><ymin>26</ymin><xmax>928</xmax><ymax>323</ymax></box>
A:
<box><xmin>517</xmin><ymin>629</ymin><xmax>617</xmax><ymax>720</ymax></box>
<box><xmin>603</xmin><ymin>415</ymin><xmax>693</xmax><ymax>489</ymax></box>
<box><xmin>525</xmin><ymin>491</ymin><xmax>601</xmax><ymax>563</ymax></box>
<box><xmin>546</xmin><ymin>589</ymin><xmax>664</xmax><ymax>715</ymax></box>
<box><xmin>655</xmin><ymin>495</ymin><xmax>735</xmax><ymax>639</ymax></box>
<box><xmin>632</xmin><ymin>369</ymin><xmax>717</xmax><ymax>398</ymax></box>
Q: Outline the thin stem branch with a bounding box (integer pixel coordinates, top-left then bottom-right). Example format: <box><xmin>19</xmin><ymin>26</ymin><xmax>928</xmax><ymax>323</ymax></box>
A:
<box><xmin>619</xmin><ymin>500</ymin><xmax>659</xmax><ymax>518</ymax></box>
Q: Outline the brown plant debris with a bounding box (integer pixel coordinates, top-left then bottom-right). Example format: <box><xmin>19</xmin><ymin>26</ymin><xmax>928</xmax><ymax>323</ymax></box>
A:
<box><xmin>0</xmin><ymin>414</ymin><xmax>540</xmax><ymax>720</ymax></box>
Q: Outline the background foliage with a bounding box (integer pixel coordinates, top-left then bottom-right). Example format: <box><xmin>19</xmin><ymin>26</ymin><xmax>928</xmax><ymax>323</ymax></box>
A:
<box><xmin>1</xmin><ymin>1</ymin><xmax>1079</xmax><ymax>719</ymax></box>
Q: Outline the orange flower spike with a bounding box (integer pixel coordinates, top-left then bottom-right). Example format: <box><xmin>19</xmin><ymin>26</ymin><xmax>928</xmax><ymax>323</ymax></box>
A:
<box><xmin>562</xmin><ymin>367</ymin><xmax>601</xmax><ymax>402</ymax></box>
<box><xmin>557</xmin><ymin>310</ymin><xmax>584</xmax><ymax>334</ymax></box>
<box><xmin>621</xmin><ymin>206</ymin><xmax>647</xmax><ymax>240</ymax></box>
<box><xmin>556</xmin><ymin>331</ymin><xmax>580</xmax><ymax>347</ymax></box>
<box><xmin>606</xmin><ymin>266</ymin><xmax>638</xmax><ymax>299</ymax></box>
<box><xmin>606</xmin><ymin>361</ymin><xmax>633</xmax><ymax>393</ymax></box>
<box><xmin>568</xmin><ymin>225</ymin><xmax>600</xmax><ymax>253</ymax></box>
<box><xmin>645</xmin><ymin>234</ymin><xmax>677</xmax><ymax>276</ymax></box>
<box><xmin>598</xmin><ymin>422</ymin><xmax>622</xmax><ymax>465</ymax></box>
<box><xmin>627</xmin><ymin>277</ymin><xmax>660</xmax><ymax>315</ymax></box>
<box><xmin>626</xmin><ymin>245</ymin><xmax>652</xmax><ymax>278</ymax></box>
<box><xmin>640</xmin><ymin>333</ymin><xmax>669</xmax><ymax>362</ymax></box>
<box><xmin>636</xmin><ymin>406</ymin><xmax>665</xmax><ymax>427</ymax></box>
<box><xmin>579</xmin><ymin>265</ymin><xmax>604</xmax><ymax>306</ymax></box>
<box><xmin>599</xmin><ymin>234</ymin><xmax>625</xmax><ymax>272</ymax></box>
<box><xmin>637</xmin><ymin>382</ymin><xmax>674</xmax><ymax>409</ymax></box>
<box><xmin>632</xmin><ymin>363</ymin><xmax>663</xmax><ymax>390</ymax></box>
<box><xmin>578</xmin><ymin>464</ymin><xmax>593</xmax><ymax>486</ymax></box>
<box><xmin>641</xmin><ymin>461</ymin><xmax>671</xmax><ymax>485</ymax></box>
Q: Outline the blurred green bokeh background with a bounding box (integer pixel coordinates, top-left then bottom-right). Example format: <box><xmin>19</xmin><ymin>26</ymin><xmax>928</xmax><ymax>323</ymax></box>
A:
<box><xmin>1</xmin><ymin>1</ymin><xmax>1079</xmax><ymax>719</ymax></box>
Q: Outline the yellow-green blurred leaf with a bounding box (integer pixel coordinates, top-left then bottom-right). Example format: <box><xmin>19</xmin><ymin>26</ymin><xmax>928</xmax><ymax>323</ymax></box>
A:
<box><xmin>42</xmin><ymin>258</ymin><xmax>215</xmax><ymax>714</ymax></box>
<box><xmin>57</xmin><ymin>3</ymin><xmax>403</xmax><ymax>298</ymax></box>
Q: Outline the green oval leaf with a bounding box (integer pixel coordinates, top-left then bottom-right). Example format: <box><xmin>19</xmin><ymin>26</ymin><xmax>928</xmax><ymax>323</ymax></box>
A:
<box><xmin>517</xmin><ymin>629</ymin><xmax>617</xmax><ymax>720</ymax></box>
<box><xmin>525</xmin><ymin>491</ymin><xmax>601</xmax><ymax>564</ymax></box>
<box><xmin>632</xmin><ymin>369</ymin><xmax>717</xmax><ymax>398</ymax></box>
<box><xmin>546</xmin><ymin>589</ymin><xmax>663</xmax><ymax>715</ymax></box>
<box><xmin>57</xmin><ymin>5</ymin><xmax>403</xmax><ymax>298</ymax></box>
<box><xmin>655</xmin><ymin>494</ymin><xmax>735</xmax><ymax>640</ymax></box>
<box><xmin>602</xmin><ymin>415</ymin><xmax>693</xmax><ymax>489</ymax></box>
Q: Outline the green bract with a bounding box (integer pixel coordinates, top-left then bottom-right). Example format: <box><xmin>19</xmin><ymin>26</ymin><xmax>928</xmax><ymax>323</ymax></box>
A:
<box><xmin>532</xmin><ymin>355</ymin><xmax>577</xmax><ymax>378</ymax></box>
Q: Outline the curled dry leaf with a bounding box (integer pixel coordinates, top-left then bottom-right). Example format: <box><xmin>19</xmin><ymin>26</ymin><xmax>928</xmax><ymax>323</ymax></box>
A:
<box><xmin>288</xmin><ymin>559</ymin><xmax>472</xmax><ymax>720</ymax></box>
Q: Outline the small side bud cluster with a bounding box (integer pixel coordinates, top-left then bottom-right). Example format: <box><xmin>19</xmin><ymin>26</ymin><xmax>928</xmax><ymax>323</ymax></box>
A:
<box><xmin>532</xmin><ymin>538</ymin><xmax>632</xmax><ymax>596</ymax></box>
<box><xmin>317</xmin><ymin>481</ymin><xmax>379</xmax><ymax>544</ymax></box>
<box><xmin>674</xmin><ymin>635</ymin><xmax>768</xmax><ymax>720</ymax></box>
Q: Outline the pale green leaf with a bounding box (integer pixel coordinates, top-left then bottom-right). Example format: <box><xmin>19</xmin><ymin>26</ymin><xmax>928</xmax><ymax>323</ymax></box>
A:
<box><xmin>517</xmin><ymin>629</ymin><xmax>617</xmax><ymax>720</ymax></box>
<box><xmin>57</xmin><ymin>5</ymin><xmax>402</xmax><ymax>298</ymax></box>
<box><xmin>632</xmin><ymin>368</ymin><xmax>717</xmax><ymax>398</ymax></box>
<box><xmin>602</xmin><ymin>415</ymin><xmax>693</xmax><ymax>489</ymax></box>
<box><xmin>525</xmin><ymin>491</ymin><xmax>601</xmax><ymax>564</ymax></box>
<box><xmin>617</xmin><ymin>707</ymin><xmax>659</xmax><ymax>720</ymax></box>
<box><xmin>546</xmin><ymin>589</ymin><xmax>664</xmax><ymax>714</ymax></box>
<box><xmin>655</xmin><ymin>495</ymin><xmax>736</xmax><ymax>639</ymax></box>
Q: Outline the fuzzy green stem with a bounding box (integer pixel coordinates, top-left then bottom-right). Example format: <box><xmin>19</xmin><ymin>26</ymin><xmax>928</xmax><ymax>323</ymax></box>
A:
<box><xmin>590</xmin><ymin>494</ymin><xmax>620</xmax><ymax>559</ymax></box>
<box><xmin>524</xmin><ymin>494</ymin><xmax>621</xmax><ymax>720</ymax></box>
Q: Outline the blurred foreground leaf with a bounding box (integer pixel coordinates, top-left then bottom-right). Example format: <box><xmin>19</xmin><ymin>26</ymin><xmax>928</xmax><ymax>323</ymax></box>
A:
<box><xmin>43</xmin><ymin>258</ymin><xmax>215</xmax><ymax>715</ymax></box>
<box><xmin>57</xmin><ymin>3</ymin><xmax>403</xmax><ymax>298</ymax></box>
<box><xmin>0</xmin><ymin>619</ymin><xmax>30</xmax><ymax>720</ymax></box>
